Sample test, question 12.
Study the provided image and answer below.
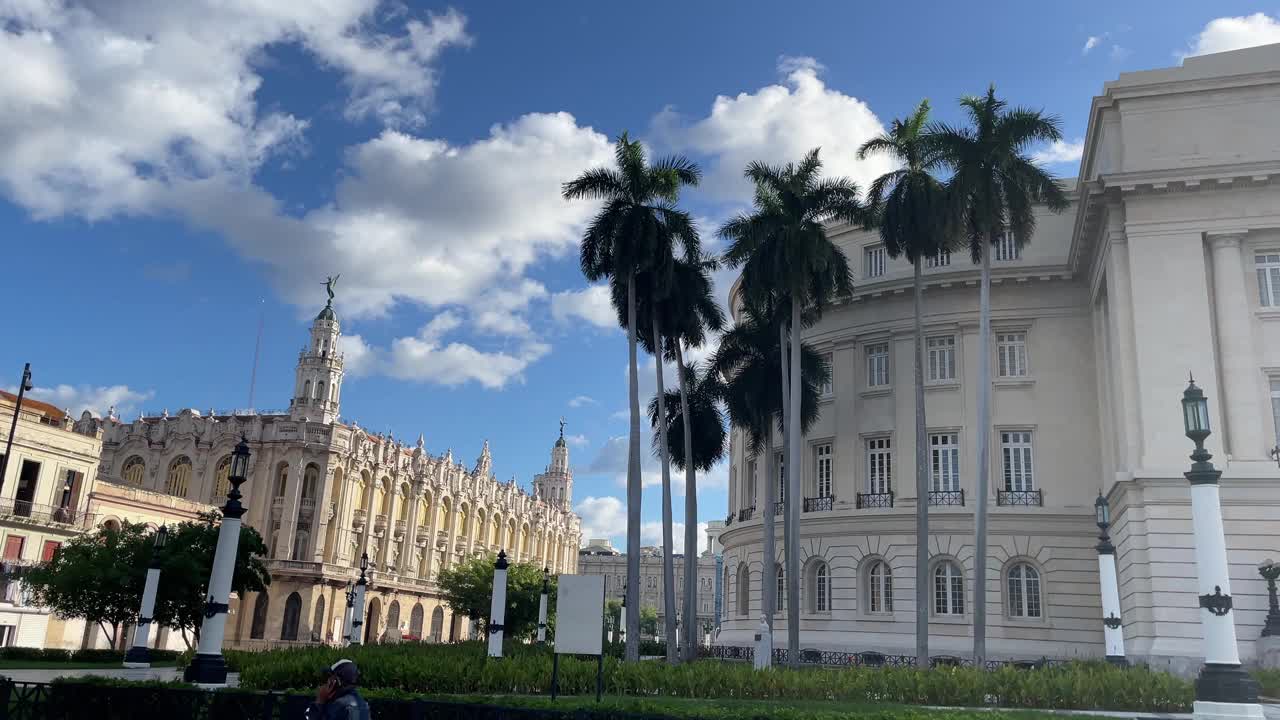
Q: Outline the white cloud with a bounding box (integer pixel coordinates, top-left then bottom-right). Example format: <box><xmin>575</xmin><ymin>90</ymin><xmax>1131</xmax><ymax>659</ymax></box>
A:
<box><xmin>1083</xmin><ymin>35</ymin><xmax>1102</xmax><ymax>54</ymax></box>
<box><xmin>0</xmin><ymin>1</ymin><xmax>469</xmax><ymax>220</ymax></box>
<box><xmin>1031</xmin><ymin>139</ymin><xmax>1084</xmax><ymax>166</ymax></box>
<box><xmin>14</xmin><ymin>383</ymin><xmax>154</xmax><ymax>418</ymax></box>
<box><xmin>575</xmin><ymin>495</ymin><xmax>627</xmax><ymax>545</ymax></box>
<box><xmin>564</xmin><ymin>433</ymin><xmax>589</xmax><ymax>448</ymax></box>
<box><xmin>550</xmin><ymin>284</ymin><xmax>616</xmax><ymax>330</ymax></box>
<box><xmin>650</xmin><ymin>55</ymin><xmax>895</xmax><ymax>203</ymax></box>
<box><xmin>641</xmin><ymin>520</ymin><xmax>710</xmax><ymax>555</ymax></box>
<box><xmin>1184</xmin><ymin>13</ymin><xmax>1280</xmax><ymax>57</ymax></box>
<box><xmin>567</xmin><ymin>395</ymin><xmax>596</xmax><ymax>408</ymax></box>
<box><xmin>338</xmin><ymin>333</ymin><xmax>377</xmax><ymax>376</ymax></box>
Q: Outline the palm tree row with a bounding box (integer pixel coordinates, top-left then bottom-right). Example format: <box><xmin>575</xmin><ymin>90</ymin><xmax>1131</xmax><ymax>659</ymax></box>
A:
<box><xmin>563</xmin><ymin>84</ymin><xmax>1066</xmax><ymax>666</ymax></box>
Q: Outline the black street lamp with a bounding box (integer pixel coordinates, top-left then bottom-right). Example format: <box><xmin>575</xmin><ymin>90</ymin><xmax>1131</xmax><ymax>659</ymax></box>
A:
<box><xmin>1180</xmin><ymin>377</ymin><xmax>1261</xmax><ymax>712</ymax></box>
<box><xmin>350</xmin><ymin>553</ymin><xmax>369</xmax><ymax>646</ymax></box>
<box><xmin>0</xmin><ymin>363</ymin><xmax>33</xmax><ymax>494</ymax></box>
<box><xmin>1259</xmin><ymin>559</ymin><xmax>1280</xmax><ymax>638</ymax></box>
<box><xmin>1093</xmin><ymin>491</ymin><xmax>1125</xmax><ymax>665</ymax></box>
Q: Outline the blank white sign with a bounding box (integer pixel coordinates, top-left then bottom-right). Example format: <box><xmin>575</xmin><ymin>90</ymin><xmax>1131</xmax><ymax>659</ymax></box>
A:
<box><xmin>554</xmin><ymin>574</ymin><xmax>604</xmax><ymax>656</ymax></box>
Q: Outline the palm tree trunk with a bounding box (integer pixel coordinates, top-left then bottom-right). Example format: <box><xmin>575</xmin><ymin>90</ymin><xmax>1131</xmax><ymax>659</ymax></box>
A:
<box><xmin>913</xmin><ymin>257</ymin><xmax>930</xmax><ymax>668</ymax></box>
<box><xmin>776</xmin><ymin>318</ymin><xmax>789</xmax><ymax>665</ymax></box>
<box><xmin>653</xmin><ymin>310</ymin><xmax>678</xmax><ymax>663</ymax></box>
<box><xmin>786</xmin><ymin>302</ymin><xmax>801</xmax><ymax>668</ymax></box>
<box><xmin>625</xmin><ymin>272</ymin><xmax>642</xmax><ymax>662</ymax></box>
<box><xmin>676</xmin><ymin>344</ymin><xmax>698</xmax><ymax>662</ymax></box>
<box><xmin>973</xmin><ymin>236</ymin><xmax>993</xmax><ymax>667</ymax></box>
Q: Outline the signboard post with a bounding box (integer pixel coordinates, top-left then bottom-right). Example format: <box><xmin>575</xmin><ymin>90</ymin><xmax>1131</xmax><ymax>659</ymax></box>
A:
<box><xmin>551</xmin><ymin>574</ymin><xmax>605</xmax><ymax>702</ymax></box>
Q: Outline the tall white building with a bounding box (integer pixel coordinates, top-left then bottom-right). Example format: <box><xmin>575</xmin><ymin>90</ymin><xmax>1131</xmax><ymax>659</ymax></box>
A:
<box><xmin>718</xmin><ymin>44</ymin><xmax>1280</xmax><ymax>672</ymax></box>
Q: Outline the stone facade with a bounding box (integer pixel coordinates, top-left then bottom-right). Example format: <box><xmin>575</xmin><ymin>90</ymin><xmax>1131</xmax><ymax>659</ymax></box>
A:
<box><xmin>83</xmin><ymin>295</ymin><xmax>581</xmax><ymax>648</ymax></box>
<box><xmin>576</xmin><ymin>539</ymin><xmax>718</xmax><ymax>642</ymax></box>
<box><xmin>718</xmin><ymin>44</ymin><xmax>1280</xmax><ymax>670</ymax></box>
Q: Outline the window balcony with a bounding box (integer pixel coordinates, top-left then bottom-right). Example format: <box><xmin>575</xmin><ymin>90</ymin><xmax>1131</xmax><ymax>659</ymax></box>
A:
<box><xmin>928</xmin><ymin>490</ymin><xmax>965</xmax><ymax>506</ymax></box>
<box><xmin>373</xmin><ymin>513</ymin><xmax>388</xmax><ymax>537</ymax></box>
<box><xmin>724</xmin><ymin>513</ymin><xmax>734</xmax><ymax>526</ymax></box>
<box><xmin>0</xmin><ymin>500</ymin><xmax>83</xmax><ymax>527</ymax></box>
<box><xmin>997</xmin><ymin>489</ymin><xmax>1042</xmax><ymax>507</ymax></box>
<box><xmin>271</xmin><ymin>496</ymin><xmax>285</xmax><ymax>516</ymax></box>
<box><xmin>415</xmin><ymin>526</ymin><xmax>430</xmax><ymax>545</ymax></box>
<box><xmin>737</xmin><ymin>506</ymin><xmax>755</xmax><ymax>522</ymax></box>
<box><xmin>393</xmin><ymin>519</ymin><xmax>407</xmax><ymax>540</ymax></box>
<box><xmin>352</xmin><ymin>509</ymin><xmax>366</xmax><ymax>532</ymax></box>
<box><xmin>803</xmin><ymin>496</ymin><xmax>834</xmax><ymax>512</ymax></box>
<box><xmin>436</xmin><ymin>531</ymin><xmax>449</xmax><ymax>550</ymax></box>
<box><xmin>774</xmin><ymin>502</ymin><xmax>786</xmax><ymax>516</ymax></box>
<box><xmin>856</xmin><ymin>492</ymin><xmax>894</xmax><ymax>509</ymax></box>
<box><xmin>299</xmin><ymin>498</ymin><xmax>315</xmax><ymax>519</ymax></box>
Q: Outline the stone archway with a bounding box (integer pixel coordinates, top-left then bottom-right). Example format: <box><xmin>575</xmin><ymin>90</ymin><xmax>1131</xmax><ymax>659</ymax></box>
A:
<box><xmin>365</xmin><ymin>597</ymin><xmax>382</xmax><ymax>644</ymax></box>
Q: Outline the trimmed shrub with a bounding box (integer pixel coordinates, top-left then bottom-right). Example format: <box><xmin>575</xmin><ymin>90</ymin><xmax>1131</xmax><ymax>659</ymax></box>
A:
<box><xmin>1254</xmin><ymin>669</ymin><xmax>1280</xmax><ymax>698</ymax></box>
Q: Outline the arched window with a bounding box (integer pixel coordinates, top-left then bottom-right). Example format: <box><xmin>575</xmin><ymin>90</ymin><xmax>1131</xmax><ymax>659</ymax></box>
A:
<box><xmin>868</xmin><ymin>560</ymin><xmax>893</xmax><ymax>613</ymax></box>
<box><xmin>211</xmin><ymin>456</ymin><xmax>232</xmax><ymax>501</ymax></box>
<box><xmin>736</xmin><ymin>564</ymin><xmax>750</xmax><ymax>616</ymax></box>
<box><xmin>313</xmin><ymin>595</ymin><xmax>326</xmax><ymax>642</ymax></box>
<box><xmin>303</xmin><ymin>379</ymin><xmax>312</xmax><ymax>399</ymax></box>
<box><xmin>122</xmin><ymin>456</ymin><xmax>145</xmax><ymax>486</ymax></box>
<box><xmin>316</xmin><ymin>381</ymin><xmax>325</xmax><ymax>401</ymax></box>
<box><xmin>775</xmin><ymin>564</ymin><xmax>785</xmax><ymax>614</ymax></box>
<box><xmin>386</xmin><ymin>600</ymin><xmax>401</xmax><ymax>642</ymax></box>
<box><xmin>430</xmin><ymin>606</ymin><xmax>445</xmax><ymax>642</ymax></box>
<box><xmin>933</xmin><ymin>560</ymin><xmax>964</xmax><ymax>616</ymax></box>
<box><xmin>365</xmin><ymin>597</ymin><xmax>381</xmax><ymax>644</ymax></box>
<box><xmin>301</xmin><ymin>464</ymin><xmax>319</xmax><ymax>500</ymax></box>
<box><xmin>165</xmin><ymin>456</ymin><xmax>192</xmax><ymax>497</ymax></box>
<box><xmin>250</xmin><ymin>592</ymin><xmax>270</xmax><ymax>639</ymax></box>
<box><xmin>807</xmin><ymin>561</ymin><xmax>830</xmax><ymax>613</ymax></box>
<box><xmin>281</xmin><ymin>592</ymin><xmax>302</xmax><ymax>641</ymax></box>
<box><xmin>1007</xmin><ymin>562</ymin><xmax>1043</xmax><ymax>618</ymax></box>
<box><xmin>275</xmin><ymin>464</ymin><xmax>289</xmax><ymax>497</ymax></box>
<box><xmin>291</xmin><ymin>530</ymin><xmax>308</xmax><ymax>561</ymax></box>
<box><xmin>410</xmin><ymin>603</ymin><xmax>425</xmax><ymax>639</ymax></box>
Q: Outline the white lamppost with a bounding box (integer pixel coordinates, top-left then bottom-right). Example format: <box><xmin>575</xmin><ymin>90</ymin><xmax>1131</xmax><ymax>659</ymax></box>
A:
<box><xmin>537</xmin><ymin>566</ymin><xmax>549</xmax><ymax>644</ymax></box>
<box><xmin>349</xmin><ymin>553</ymin><xmax>369</xmax><ymax>646</ymax></box>
<box><xmin>488</xmin><ymin>550</ymin><xmax>509</xmax><ymax>657</ymax></box>
<box><xmin>184</xmin><ymin>436</ymin><xmax>251</xmax><ymax>687</ymax></box>
<box><xmin>1181</xmin><ymin>378</ymin><xmax>1263</xmax><ymax>720</ymax></box>
<box><xmin>1093</xmin><ymin>493</ymin><xmax>1125</xmax><ymax>665</ymax></box>
<box><xmin>124</xmin><ymin>525</ymin><xmax>167</xmax><ymax>668</ymax></box>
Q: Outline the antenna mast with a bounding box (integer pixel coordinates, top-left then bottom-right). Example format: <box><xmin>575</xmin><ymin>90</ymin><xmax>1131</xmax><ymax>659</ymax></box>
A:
<box><xmin>247</xmin><ymin>299</ymin><xmax>265</xmax><ymax>411</ymax></box>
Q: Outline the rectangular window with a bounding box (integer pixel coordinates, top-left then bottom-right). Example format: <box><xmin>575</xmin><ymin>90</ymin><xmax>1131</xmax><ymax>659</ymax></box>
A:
<box><xmin>815</xmin><ymin>443</ymin><xmax>833</xmax><ymax>498</ymax></box>
<box><xmin>926</xmin><ymin>335</ymin><xmax>957</xmax><ymax>382</ymax></box>
<box><xmin>866</xmin><ymin>343</ymin><xmax>890</xmax><ymax>388</ymax></box>
<box><xmin>775</xmin><ymin>452</ymin><xmax>786</xmax><ymax>504</ymax></box>
<box><xmin>41</xmin><ymin>541</ymin><xmax>60</xmax><ymax>562</ymax></box>
<box><xmin>995</xmin><ymin>233</ymin><xmax>1020</xmax><ymax>261</ymax></box>
<box><xmin>865</xmin><ymin>438</ymin><xmax>892</xmax><ymax>494</ymax></box>
<box><xmin>929</xmin><ymin>433</ymin><xmax>960</xmax><ymax>492</ymax></box>
<box><xmin>1271</xmin><ymin>380</ymin><xmax>1280</xmax><ymax>445</ymax></box>
<box><xmin>745</xmin><ymin>459</ymin><xmax>757</xmax><ymax>508</ymax></box>
<box><xmin>865</xmin><ymin>245</ymin><xmax>886</xmax><ymax>278</ymax></box>
<box><xmin>2</xmin><ymin>536</ymin><xmax>24</xmax><ymax>561</ymax></box>
<box><xmin>997</xmin><ymin>332</ymin><xmax>1029</xmax><ymax>378</ymax></box>
<box><xmin>1257</xmin><ymin>252</ymin><xmax>1280</xmax><ymax>307</ymax></box>
<box><xmin>926</xmin><ymin>249</ymin><xmax>951</xmax><ymax>268</ymax></box>
<box><xmin>820</xmin><ymin>353</ymin><xmax>833</xmax><ymax>396</ymax></box>
<box><xmin>1001</xmin><ymin>431</ymin><xmax>1035</xmax><ymax>491</ymax></box>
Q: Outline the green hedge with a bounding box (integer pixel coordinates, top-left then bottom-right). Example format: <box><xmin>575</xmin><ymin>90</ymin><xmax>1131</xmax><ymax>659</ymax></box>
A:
<box><xmin>1255</xmin><ymin>668</ymin><xmax>1280</xmax><ymax>698</ymax></box>
<box><xmin>230</xmin><ymin>642</ymin><xmax>1193</xmax><ymax>713</ymax></box>
<box><xmin>0</xmin><ymin>647</ymin><xmax>181</xmax><ymax>664</ymax></box>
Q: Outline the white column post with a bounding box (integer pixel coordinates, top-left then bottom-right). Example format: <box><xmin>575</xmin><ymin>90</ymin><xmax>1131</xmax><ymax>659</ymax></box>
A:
<box><xmin>537</xmin><ymin>567</ymin><xmax>549</xmax><ymax>644</ymax></box>
<box><xmin>1208</xmin><ymin>233</ymin><xmax>1265</xmax><ymax>459</ymax></box>
<box><xmin>124</xmin><ymin>526</ymin><xmax>167</xmax><ymax>668</ymax></box>
<box><xmin>1105</xmin><ymin>205</ymin><xmax>1143</xmax><ymax>471</ymax></box>
<box><xmin>488</xmin><ymin>550</ymin><xmax>509</xmax><ymax>657</ymax></box>
<box><xmin>1181</xmin><ymin>380</ymin><xmax>1263</xmax><ymax>720</ymax></box>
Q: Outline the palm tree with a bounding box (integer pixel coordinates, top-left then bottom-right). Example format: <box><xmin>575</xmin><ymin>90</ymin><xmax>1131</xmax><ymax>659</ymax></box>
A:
<box><xmin>563</xmin><ymin>133</ymin><xmax>700</xmax><ymax>662</ymax></box>
<box><xmin>713</xmin><ymin>299</ymin><xmax>828</xmax><ymax>664</ymax></box>
<box><xmin>930</xmin><ymin>87</ymin><xmax>1069</xmax><ymax>666</ymax></box>
<box><xmin>619</xmin><ymin>256</ymin><xmax>721</xmax><ymax>662</ymax></box>
<box><xmin>719</xmin><ymin>149</ymin><xmax>863</xmax><ymax>665</ymax></box>
<box><xmin>648</xmin><ymin>360</ymin><xmax>727</xmax><ymax>661</ymax></box>
<box><xmin>858</xmin><ymin>99</ymin><xmax>953</xmax><ymax>668</ymax></box>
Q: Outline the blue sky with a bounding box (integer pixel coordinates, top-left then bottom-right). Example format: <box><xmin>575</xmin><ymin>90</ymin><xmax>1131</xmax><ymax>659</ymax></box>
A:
<box><xmin>2</xmin><ymin>2</ymin><xmax>1278</xmax><ymax>551</ymax></box>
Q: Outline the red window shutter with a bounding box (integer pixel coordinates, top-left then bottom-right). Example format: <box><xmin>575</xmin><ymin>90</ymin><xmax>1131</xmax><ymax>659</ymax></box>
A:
<box><xmin>41</xmin><ymin>541</ymin><xmax>60</xmax><ymax>562</ymax></box>
<box><xmin>3</xmin><ymin>536</ymin><xmax>24</xmax><ymax>561</ymax></box>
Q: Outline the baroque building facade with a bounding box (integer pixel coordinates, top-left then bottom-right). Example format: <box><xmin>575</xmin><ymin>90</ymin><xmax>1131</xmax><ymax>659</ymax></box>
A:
<box><xmin>86</xmin><ymin>294</ymin><xmax>581</xmax><ymax>647</ymax></box>
<box><xmin>577</xmin><ymin>538</ymin><xmax>719</xmax><ymax>643</ymax></box>
<box><xmin>717</xmin><ymin>44</ymin><xmax>1280</xmax><ymax>672</ymax></box>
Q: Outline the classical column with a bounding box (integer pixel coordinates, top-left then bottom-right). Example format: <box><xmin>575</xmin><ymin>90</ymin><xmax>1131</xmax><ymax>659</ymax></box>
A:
<box><xmin>1105</xmin><ymin>205</ymin><xmax>1143</xmax><ymax>472</ymax></box>
<box><xmin>403</xmin><ymin>485</ymin><xmax>421</xmax><ymax>576</ymax></box>
<box><xmin>1208</xmin><ymin>232</ymin><xmax>1265</xmax><ymax>460</ymax></box>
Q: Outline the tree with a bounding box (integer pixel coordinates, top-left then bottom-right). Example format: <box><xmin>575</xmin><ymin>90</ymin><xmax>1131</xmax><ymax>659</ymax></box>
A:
<box><xmin>24</xmin><ymin>517</ymin><xmax>271</xmax><ymax>649</ymax></box>
<box><xmin>720</xmin><ymin>149</ymin><xmax>864</xmax><ymax>665</ymax></box>
<box><xmin>713</xmin><ymin>298</ymin><xmax>827</xmax><ymax>663</ymax></box>
<box><xmin>638</xmin><ymin>605</ymin><xmax>659</xmax><ymax>638</ymax></box>
<box><xmin>436</xmin><ymin>554</ymin><xmax>556</xmax><ymax>641</ymax></box>
<box><xmin>629</xmin><ymin>255</ymin><xmax>725</xmax><ymax>662</ymax></box>
<box><xmin>859</xmin><ymin>99</ymin><xmax>954</xmax><ymax>668</ymax></box>
<box><xmin>153</xmin><ymin>514</ymin><xmax>270</xmax><ymax>646</ymax></box>
<box><xmin>931</xmin><ymin>86</ymin><xmax>1069</xmax><ymax>665</ymax></box>
<box><xmin>564</xmin><ymin>133</ymin><xmax>699</xmax><ymax>662</ymax></box>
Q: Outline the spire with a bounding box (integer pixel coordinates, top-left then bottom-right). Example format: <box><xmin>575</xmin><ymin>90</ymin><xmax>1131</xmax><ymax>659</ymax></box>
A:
<box><xmin>416</xmin><ymin>433</ymin><xmax>425</xmax><ymax>449</ymax></box>
<box><xmin>474</xmin><ymin>439</ymin><xmax>492</xmax><ymax>477</ymax></box>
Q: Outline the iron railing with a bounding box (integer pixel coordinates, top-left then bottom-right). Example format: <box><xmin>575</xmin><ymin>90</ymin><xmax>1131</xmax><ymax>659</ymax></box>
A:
<box><xmin>928</xmin><ymin>489</ymin><xmax>965</xmax><ymax>506</ymax></box>
<box><xmin>724</xmin><ymin>512</ymin><xmax>734</xmax><ymax>526</ymax></box>
<box><xmin>0</xmin><ymin>499</ymin><xmax>83</xmax><ymax>527</ymax></box>
<box><xmin>803</xmin><ymin>495</ymin><xmax>834</xmax><ymax>512</ymax></box>
<box><xmin>856</xmin><ymin>491</ymin><xmax>894</xmax><ymax>509</ymax></box>
<box><xmin>774</xmin><ymin>502</ymin><xmax>785</xmax><ymax>516</ymax></box>
<box><xmin>698</xmin><ymin>645</ymin><xmax>1077</xmax><ymax>672</ymax></box>
<box><xmin>997</xmin><ymin>489</ymin><xmax>1042</xmax><ymax>506</ymax></box>
<box><xmin>737</xmin><ymin>506</ymin><xmax>755</xmax><ymax>522</ymax></box>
